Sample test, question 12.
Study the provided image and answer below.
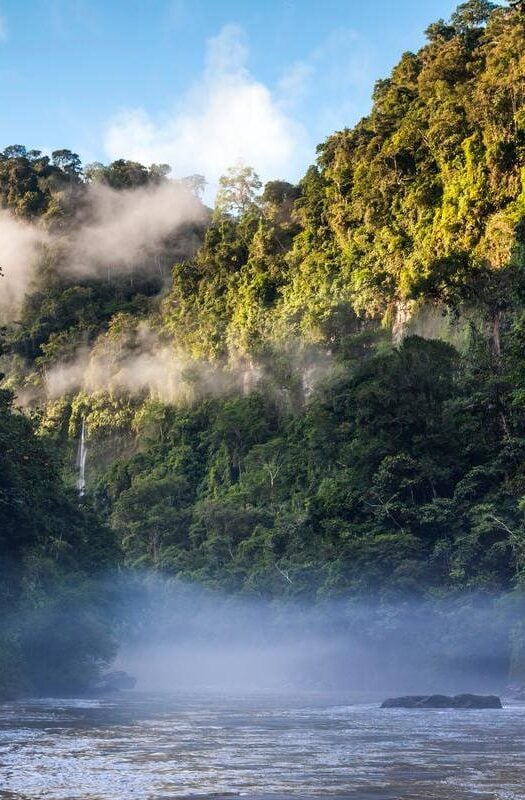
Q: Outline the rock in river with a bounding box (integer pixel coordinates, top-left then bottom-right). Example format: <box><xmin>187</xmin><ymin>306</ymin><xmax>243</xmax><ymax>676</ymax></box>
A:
<box><xmin>381</xmin><ymin>694</ymin><xmax>502</xmax><ymax>709</ymax></box>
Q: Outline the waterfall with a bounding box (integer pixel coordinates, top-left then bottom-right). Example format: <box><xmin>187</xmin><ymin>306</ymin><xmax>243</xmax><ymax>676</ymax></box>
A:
<box><xmin>76</xmin><ymin>418</ymin><xmax>87</xmax><ymax>497</ymax></box>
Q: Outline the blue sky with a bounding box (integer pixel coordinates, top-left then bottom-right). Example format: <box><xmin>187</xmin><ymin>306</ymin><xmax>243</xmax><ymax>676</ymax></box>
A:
<box><xmin>0</xmin><ymin>0</ymin><xmax>459</xmax><ymax>187</ymax></box>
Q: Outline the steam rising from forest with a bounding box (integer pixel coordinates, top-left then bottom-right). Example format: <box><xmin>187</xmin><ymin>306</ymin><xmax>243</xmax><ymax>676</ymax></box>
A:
<box><xmin>67</xmin><ymin>182</ymin><xmax>206</xmax><ymax>277</ymax></box>
<box><xmin>40</xmin><ymin>324</ymin><xmax>331</xmax><ymax>408</ymax></box>
<box><xmin>0</xmin><ymin>210</ymin><xmax>50</xmax><ymax>310</ymax></box>
<box><xmin>0</xmin><ymin>180</ymin><xmax>207</xmax><ymax>319</ymax></box>
<box><xmin>112</xmin><ymin>575</ymin><xmax>518</xmax><ymax>694</ymax></box>
<box><xmin>42</xmin><ymin>324</ymin><xmax>255</xmax><ymax>404</ymax></box>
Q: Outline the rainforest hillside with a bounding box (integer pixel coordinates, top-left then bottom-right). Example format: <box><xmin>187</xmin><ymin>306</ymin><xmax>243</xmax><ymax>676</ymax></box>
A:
<box><xmin>1</xmin><ymin>0</ymin><xmax>525</xmax><ymax>695</ymax></box>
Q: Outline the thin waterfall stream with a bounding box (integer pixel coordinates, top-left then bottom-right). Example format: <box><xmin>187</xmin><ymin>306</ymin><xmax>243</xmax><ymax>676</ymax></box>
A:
<box><xmin>76</xmin><ymin>418</ymin><xmax>87</xmax><ymax>497</ymax></box>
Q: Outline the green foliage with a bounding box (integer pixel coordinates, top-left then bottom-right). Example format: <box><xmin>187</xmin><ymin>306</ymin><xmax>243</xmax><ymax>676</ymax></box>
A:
<box><xmin>451</xmin><ymin>1</ymin><xmax>498</xmax><ymax>32</ymax></box>
<box><xmin>84</xmin><ymin>158</ymin><xmax>169</xmax><ymax>188</ymax></box>
<box><xmin>4</xmin><ymin>1</ymin><xmax>525</xmax><ymax>691</ymax></box>
<box><xmin>314</xmin><ymin>3</ymin><xmax>525</xmax><ymax>318</ymax></box>
<box><xmin>0</xmin><ymin>389</ymin><xmax>118</xmax><ymax>697</ymax></box>
<box><xmin>0</xmin><ymin>146</ymin><xmax>67</xmax><ymax>218</ymax></box>
<box><xmin>81</xmin><ymin>331</ymin><xmax>525</xmax><ymax>607</ymax></box>
<box><xmin>215</xmin><ymin>165</ymin><xmax>263</xmax><ymax>216</ymax></box>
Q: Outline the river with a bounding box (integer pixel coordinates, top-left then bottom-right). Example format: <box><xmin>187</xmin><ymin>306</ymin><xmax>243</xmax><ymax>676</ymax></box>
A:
<box><xmin>1</xmin><ymin>692</ymin><xmax>524</xmax><ymax>799</ymax></box>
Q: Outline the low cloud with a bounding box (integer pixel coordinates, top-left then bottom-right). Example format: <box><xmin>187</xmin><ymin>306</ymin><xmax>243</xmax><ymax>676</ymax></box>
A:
<box><xmin>0</xmin><ymin>181</ymin><xmax>207</xmax><ymax>320</ymax></box>
<box><xmin>38</xmin><ymin>321</ymin><xmax>330</xmax><ymax>411</ymax></box>
<box><xmin>42</xmin><ymin>324</ymin><xmax>256</xmax><ymax>405</ymax></box>
<box><xmin>104</xmin><ymin>25</ymin><xmax>310</xmax><ymax>195</ymax></box>
<box><xmin>114</xmin><ymin>576</ymin><xmax>515</xmax><ymax>694</ymax></box>
<box><xmin>0</xmin><ymin>211</ymin><xmax>49</xmax><ymax>313</ymax></box>
<box><xmin>67</xmin><ymin>181</ymin><xmax>206</xmax><ymax>277</ymax></box>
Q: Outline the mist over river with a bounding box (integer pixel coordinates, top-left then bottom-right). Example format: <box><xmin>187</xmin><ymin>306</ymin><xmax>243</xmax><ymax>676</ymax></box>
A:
<box><xmin>1</xmin><ymin>692</ymin><xmax>525</xmax><ymax>800</ymax></box>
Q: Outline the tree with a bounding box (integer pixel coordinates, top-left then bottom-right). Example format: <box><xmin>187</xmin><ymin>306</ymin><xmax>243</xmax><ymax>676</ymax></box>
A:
<box><xmin>425</xmin><ymin>19</ymin><xmax>456</xmax><ymax>42</ymax></box>
<box><xmin>111</xmin><ymin>472</ymin><xmax>192</xmax><ymax>567</ymax></box>
<box><xmin>450</xmin><ymin>0</ymin><xmax>497</xmax><ymax>32</ymax></box>
<box><xmin>102</xmin><ymin>159</ymin><xmax>149</xmax><ymax>189</ymax></box>
<box><xmin>261</xmin><ymin>180</ymin><xmax>300</xmax><ymax>207</ymax></box>
<box><xmin>84</xmin><ymin>161</ymin><xmax>106</xmax><ymax>183</ymax></box>
<box><xmin>51</xmin><ymin>149</ymin><xmax>82</xmax><ymax>180</ymax></box>
<box><xmin>3</xmin><ymin>0</ymin><xmax>525</xmax><ymax>687</ymax></box>
<box><xmin>180</xmin><ymin>174</ymin><xmax>207</xmax><ymax>197</ymax></box>
<box><xmin>215</xmin><ymin>165</ymin><xmax>262</xmax><ymax>216</ymax></box>
<box><xmin>148</xmin><ymin>163</ymin><xmax>172</xmax><ymax>183</ymax></box>
<box><xmin>2</xmin><ymin>144</ymin><xmax>27</xmax><ymax>159</ymax></box>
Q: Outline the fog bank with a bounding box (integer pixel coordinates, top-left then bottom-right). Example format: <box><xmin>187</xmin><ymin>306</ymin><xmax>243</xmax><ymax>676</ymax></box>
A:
<box><xmin>111</xmin><ymin>575</ymin><xmax>522</xmax><ymax>695</ymax></box>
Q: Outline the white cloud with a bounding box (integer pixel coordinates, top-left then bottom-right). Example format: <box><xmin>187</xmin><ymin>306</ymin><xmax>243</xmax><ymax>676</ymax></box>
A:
<box><xmin>104</xmin><ymin>24</ymin><xmax>310</xmax><ymax>195</ymax></box>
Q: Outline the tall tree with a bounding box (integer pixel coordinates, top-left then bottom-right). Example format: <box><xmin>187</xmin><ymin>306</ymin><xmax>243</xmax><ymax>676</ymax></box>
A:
<box><xmin>215</xmin><ymin>165</ymin><xmax>262</xmax><ymax>216</ymax></box>
<box><xmin>51</xmin><ymin>149</ymin><xmax>82</xmax><ymax>180</ymax></box>
<box><xmin>451</xmin><ymin>0</ymin><xmax>498</xmax><ymax>31</ymax></box>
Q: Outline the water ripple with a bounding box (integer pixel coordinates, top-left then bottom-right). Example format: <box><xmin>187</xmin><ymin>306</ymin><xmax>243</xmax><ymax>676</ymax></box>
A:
<box><xmin>0</xmin><ymin>693</ymin><xmax>523</xmax><ymax>799</ymax></box>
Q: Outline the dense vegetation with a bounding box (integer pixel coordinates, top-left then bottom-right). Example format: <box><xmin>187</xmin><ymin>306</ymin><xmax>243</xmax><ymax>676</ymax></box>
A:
<box><xmin>0</xmin><ymin>389</ymin><xmax>117</xmax><ymax>696</ymax></box>
<box><xmin>2</xmin><ymin>0</ymin><xmax>525</xmax><ymax>695</ymax></box>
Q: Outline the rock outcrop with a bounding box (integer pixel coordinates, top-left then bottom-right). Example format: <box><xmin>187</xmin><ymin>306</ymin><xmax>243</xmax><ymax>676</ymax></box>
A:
<box><xmin>381</xmin><ymin>694</ymin><xmax>502</xmax><ymax>709</ymax></box>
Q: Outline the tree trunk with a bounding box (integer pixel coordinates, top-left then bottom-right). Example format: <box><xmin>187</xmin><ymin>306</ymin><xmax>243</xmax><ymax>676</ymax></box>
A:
<box><xmin>492</xmin><ymin>311</ymin><xmax>502</xmax><ymax>358</ymax></box>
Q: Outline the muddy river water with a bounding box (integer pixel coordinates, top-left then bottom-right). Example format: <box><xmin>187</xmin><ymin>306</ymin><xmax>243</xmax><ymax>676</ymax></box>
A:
<box><xmin>1</xmin><ymin>692</ymin><xmax>524</xmax><ymax>799</ymax></box>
